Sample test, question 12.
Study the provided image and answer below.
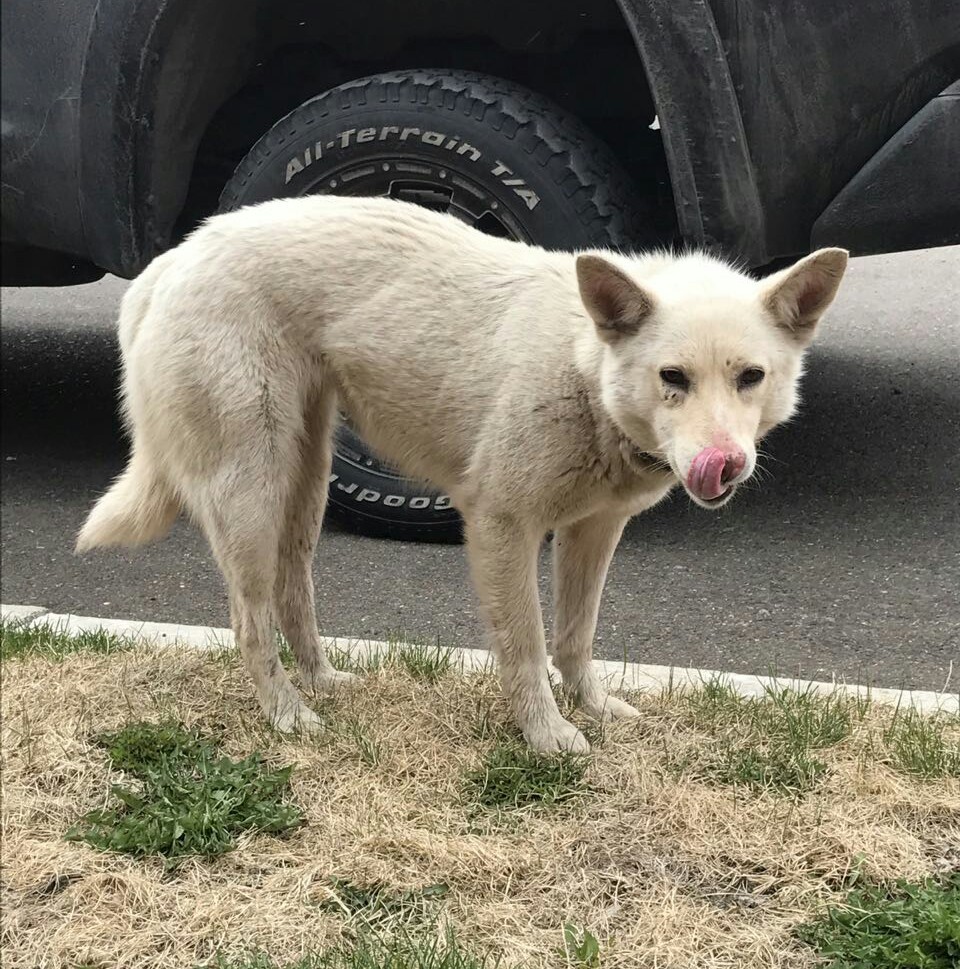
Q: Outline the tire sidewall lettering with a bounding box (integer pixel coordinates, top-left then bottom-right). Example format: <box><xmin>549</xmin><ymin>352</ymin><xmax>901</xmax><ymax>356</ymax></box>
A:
<box><xmin>283</xmin><ymin>125</ymin><xmax>540</xmax><ymax>210</ymax></box>
<box><xmin>329</xmin><ymin>471</ymin><xmax>453</xmax><ymax>513</ymax></box>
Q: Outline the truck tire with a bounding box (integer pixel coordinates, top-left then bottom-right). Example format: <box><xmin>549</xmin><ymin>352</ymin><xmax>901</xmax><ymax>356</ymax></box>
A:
<box><xmin>219</xmin><ymin>69</ymin><xmax>649</xmax><ymax>542</ymax></box>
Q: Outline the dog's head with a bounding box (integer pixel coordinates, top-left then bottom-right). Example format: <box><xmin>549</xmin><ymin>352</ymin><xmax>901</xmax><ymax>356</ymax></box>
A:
<box><xmin>576</xmin><ymin>248</ymin><xmax>848</xmax><ymax>508</ymax></box>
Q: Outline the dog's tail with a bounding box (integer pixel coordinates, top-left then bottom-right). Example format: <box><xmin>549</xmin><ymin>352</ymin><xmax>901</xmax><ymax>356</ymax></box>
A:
<box><xmin>76</xmin><ymin>453</ymin><xmax>180</xmax><ymax>552</ymax></box>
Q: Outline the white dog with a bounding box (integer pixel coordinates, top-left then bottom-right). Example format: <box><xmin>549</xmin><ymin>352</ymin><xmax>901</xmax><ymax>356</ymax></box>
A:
<box><xmin>78</xmin><ymin>196</ymin><xmax>847</xmax><ymax>752</ymax></box>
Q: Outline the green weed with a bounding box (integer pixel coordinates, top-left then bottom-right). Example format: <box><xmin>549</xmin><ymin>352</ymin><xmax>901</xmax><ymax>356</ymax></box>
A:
<box><xmin>67</xmin><ymin>721</ymin><xmax>300</xmax><ymax>858</ymax></box>
<box><xmin>798</xmin><ymin>874</ymin><xmax>960</xmax><ymax>968</ymax></box>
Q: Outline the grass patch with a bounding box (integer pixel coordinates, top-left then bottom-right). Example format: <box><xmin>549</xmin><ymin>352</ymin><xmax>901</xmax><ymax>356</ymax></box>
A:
<box><xmin>697</xmin><ymin>744</ymin><xmax>828</xmax><ymax>795</ymax></box>
<box><xmin>0</xmin><ymin>618</ymin><xmax>134</xmax><ymax>661</ymax></box>
<box><xmin>682</xmin><ymin>679</ymin><xmax>864</xmax><ymax>748</ymax></box>
<box><xmin>66</xmin><ymin>721</ymin><xmax>301</xmax><ymax>859</ymax></box>
<box><xmin>319</xmin><ymin>878</ymin><xmax>449</xmax><ymax>930</ymax></box>
<box><xmin>6</xmin><ymin>644</ymin><xmax>959</xmax><ymax>968</ymax></box>
<box><xmin>392</xmin><ymin>642</ymin><xmax>456</xmax><ymax>684</ymax></box>
<box><xmin>463</xmin><ymin>741</ymin><xmax>589</xmax><ymax>810</ymax></box>
<box><xmin>798</xmin><ymin>874</ymin><xmax>960</xmax><ymax>968</ymax></box>
<box><xmin>214</xmin><ymin>930</ymin><xmax>501</xmax><ymax>969</ymax></box>
<box><xmin>339</xmin><ymin>714</ymin><xmax>383</xmax><ymax>767</ymax></box>
<box><xmin>882</xmin><ymin>709</ymin><xmax>960</xmax><ymax>779</ymax></box>
<box><xmin>669</xmin><ymin>678</ymin><xmax>868</xmax><ymax>795</ymax></box>
<box><xmin>327</xmin><ymin>638</ymin><xmax>457</xmax><ymax>683</ymax></box>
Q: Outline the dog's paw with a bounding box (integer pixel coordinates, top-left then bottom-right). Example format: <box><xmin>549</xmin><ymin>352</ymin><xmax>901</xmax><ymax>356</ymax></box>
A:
<box><xmin>581</xmin><ymin>692</ymin><xmax>641</xmax><ymax>723</ymax></box>
<box><xmin>310</xmin><ymin>669</ymin><xmax>362</xmax><ymax>694</ymax></box>
<box><xmin>270</xmin><ymin>701</ymin><xmax>326</xmax><ymax>735</ymax></box>
<box><xmin>524</xmin><ymin>716</ymin><xmax>591</xmax><ymax>754</ymax></box>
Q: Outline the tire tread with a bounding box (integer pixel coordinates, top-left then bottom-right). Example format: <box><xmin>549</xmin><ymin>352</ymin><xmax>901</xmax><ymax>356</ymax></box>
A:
<box><xmin>220</xmin><ymin>69</ymin><xmax>649</xmax><ymax>247</ymax></box>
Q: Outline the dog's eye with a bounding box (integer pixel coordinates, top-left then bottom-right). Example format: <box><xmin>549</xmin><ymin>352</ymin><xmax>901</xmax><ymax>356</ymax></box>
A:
<box><xmin>738</xmin><ymin>368</ymin><xmax>765</xmax><ymax>390</ymax></box>
<box><xmin>659</xmin><ymin>368</ymin><xmax>689</xmax><ymax>389</ymax></box>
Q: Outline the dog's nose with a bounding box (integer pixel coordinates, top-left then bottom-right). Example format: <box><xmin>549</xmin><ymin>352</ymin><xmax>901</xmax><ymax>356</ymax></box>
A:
<box><xmin>720</xmin><ymin>449</ymin><xmax>746</xmax><ymax>484</ymax></box>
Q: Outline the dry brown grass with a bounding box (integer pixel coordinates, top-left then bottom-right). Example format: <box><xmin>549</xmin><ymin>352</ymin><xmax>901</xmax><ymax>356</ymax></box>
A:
<box><xmin>2</xmin><ymin>645</ymin><xmax>958</xmax><ymax>968</ymax></box>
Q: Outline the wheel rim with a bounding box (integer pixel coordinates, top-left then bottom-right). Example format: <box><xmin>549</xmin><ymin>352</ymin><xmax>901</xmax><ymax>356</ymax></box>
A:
<box><xmin>296</xmin><ymin>154</ymin><xmax>530</xmax><ymax>242</ymax></box>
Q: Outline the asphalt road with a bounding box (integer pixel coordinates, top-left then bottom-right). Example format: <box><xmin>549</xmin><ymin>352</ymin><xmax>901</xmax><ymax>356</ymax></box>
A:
<box><xmin>2</xmin><ymin>247</ymin><xmax>958</xmax><ymax>691</ymax></box>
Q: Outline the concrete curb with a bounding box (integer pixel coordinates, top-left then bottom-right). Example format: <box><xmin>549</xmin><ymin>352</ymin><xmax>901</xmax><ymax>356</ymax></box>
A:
<box><xmin>3</xmin><ymin>604</ymin><xmax>957</xmax><ymax>715</ymax></box>
<box><xmin>1</xmin><ymin>603</ymin><xmax>50</xmax><ymax>623</ymax></box>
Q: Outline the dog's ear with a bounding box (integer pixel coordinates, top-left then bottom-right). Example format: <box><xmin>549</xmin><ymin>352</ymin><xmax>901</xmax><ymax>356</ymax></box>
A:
<box><xmin>576</xmin><ymin>255</ymin><xmax>655</xmax><ymax>343</ymax></box>
<box><xmin>760</xmin><ymin>248</ymin><xmax>849</xmax><ymax>345</ymax></box>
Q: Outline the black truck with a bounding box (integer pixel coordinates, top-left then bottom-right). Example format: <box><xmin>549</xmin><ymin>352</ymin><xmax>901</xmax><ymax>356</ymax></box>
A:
<box><xmin>3</xmin><ymin>0</ymin><xmax>958</xmax><ymax>540</ymax></box>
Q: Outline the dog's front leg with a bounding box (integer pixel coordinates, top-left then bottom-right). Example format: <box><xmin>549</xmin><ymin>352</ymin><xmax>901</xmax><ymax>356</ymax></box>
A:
<box><xmin>552</xmin><ymin>510</ymin><xmax>641</xmax><ymax>722</ymax></box>
<box><xmin>465</xmin><ymin>511</ymin><xmax>589</xmax><ymax>753</ymax></box>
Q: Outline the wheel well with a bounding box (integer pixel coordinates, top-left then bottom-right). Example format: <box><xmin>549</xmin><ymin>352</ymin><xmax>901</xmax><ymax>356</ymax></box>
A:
<box><xmin>170</xmin><ymin>0</ymin><xmax>676</xmax><ymax>245</ymax></box>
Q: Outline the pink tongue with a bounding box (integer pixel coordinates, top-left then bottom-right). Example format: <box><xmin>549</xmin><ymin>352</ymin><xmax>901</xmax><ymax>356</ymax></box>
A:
<box><xmin>687</xmin><ymin>447</ymin><xmax>727</xmax><ymax>500</ymax></box>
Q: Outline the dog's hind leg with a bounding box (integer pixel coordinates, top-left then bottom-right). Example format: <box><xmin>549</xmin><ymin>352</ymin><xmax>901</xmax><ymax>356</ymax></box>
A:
<box><xmin>274</xmin><ymin>381</ymin><xmax>360</xmax><ymax>695</ymax></box>
<box><xmin>552</xmin><ymin>509</ymin><xmax>640</xmax><ymax>721</ymax></box>
<box><xmin>465</xmin><ymin>511</ymin><xmax>590</xmax><ymax>753</ymax></box>
<box><xmin>195</xmin><ymin>464</ymin><xmax>325</xmax><ymax>735</ymax></box>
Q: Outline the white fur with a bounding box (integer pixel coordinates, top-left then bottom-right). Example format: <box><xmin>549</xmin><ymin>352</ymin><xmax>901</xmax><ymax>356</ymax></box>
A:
<box><xmin>77</xmin><ymin>196</ymin><xmax>847</xmax><ymax>751</ymax></box>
